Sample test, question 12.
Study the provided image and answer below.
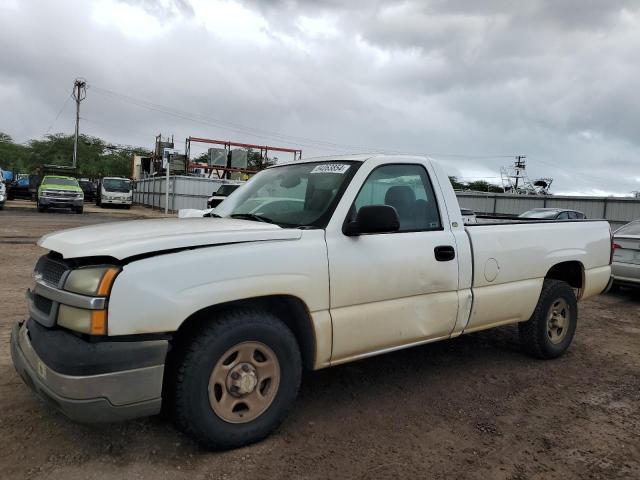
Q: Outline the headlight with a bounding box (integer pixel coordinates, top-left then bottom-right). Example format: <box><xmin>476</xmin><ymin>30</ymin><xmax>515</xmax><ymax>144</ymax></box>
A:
<box><xmin>60</xmin><ymin>267</ymin><xmax>119</xmax><ymax>335</ymax></box>
<box><xmin>64</xmin><ymin>266</ymin><xmax>120</xmax><ymax>296</ymax></box>
<box><xmin>57</xmin><ymin>305</ymin><xmax>106</xmax><ymax>335</ymax></box>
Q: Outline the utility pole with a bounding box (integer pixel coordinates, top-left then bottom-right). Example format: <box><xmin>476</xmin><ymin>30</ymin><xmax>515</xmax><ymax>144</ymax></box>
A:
<box><xmin>514</xmin><ymin>155</ymin><xmax>526</xmax><ymax>191</ymax></box>
<box><xmin>72</xmin><ymin>78</ymin><xmax>87</xmax><ymax>169</ymax></box>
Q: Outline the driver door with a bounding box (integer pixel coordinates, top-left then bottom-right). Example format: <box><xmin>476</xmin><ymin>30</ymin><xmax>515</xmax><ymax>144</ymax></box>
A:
<box><xmin>325</xmin><ymin>160</ymin><xmax>460</xmax><ymax>363</ymax></box>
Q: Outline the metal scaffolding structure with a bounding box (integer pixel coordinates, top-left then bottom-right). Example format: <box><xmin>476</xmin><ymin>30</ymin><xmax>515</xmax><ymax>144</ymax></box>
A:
<box><xmin>185</xmin><ymin>136</ymin><xmax>303</xmax><ymax>179</ymax></box>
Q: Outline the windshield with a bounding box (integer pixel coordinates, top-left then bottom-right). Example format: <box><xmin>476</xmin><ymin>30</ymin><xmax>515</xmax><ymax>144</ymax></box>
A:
<box><xmin>216</xmin><ymin>161</ymin><xmax>359</xmax><ymax>228</ymax></box>
<box><xmin>216</xmin><ymin>184</ymin><xmax>240</xmax><ymax>196</ymax></box>
<box><xmin>519</xmin><ymin>209</ymin><xmax>558</xmax><ymax>219</ymax></box>
<box><xmin>103</xmin><ymin>178</ymin><xmax>131</xmax><ymax>192</ymax></box>
<box><xmin>615</xmin><ymin>221</ymin><xmax>640</xmax><ymax>237</ymax></box>
<box><xmin>45</xmin><ymin>177</ymin><xmax>78</xmax><ymax>187</ymax></box>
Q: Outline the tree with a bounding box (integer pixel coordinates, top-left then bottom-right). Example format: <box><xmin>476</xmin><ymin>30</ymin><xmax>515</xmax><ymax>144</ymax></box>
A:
<box><xmin>246</xmin><ymin>148</ymin><xmax>276</xmax><ymax>171</ymax></box>
<box><xmin>449</xmin><ymin>176</ymin><xmax>465</xmax><ymax>190</ymax></box>
<box><xmin>465</xmin><ymin>180</ymin><xmax>503</xmax><ymax>193</ymax></box>
<box><xmin>0</xmin><ymin>132</ymin><xmax>151</xmax><ymax>178</ymax></box>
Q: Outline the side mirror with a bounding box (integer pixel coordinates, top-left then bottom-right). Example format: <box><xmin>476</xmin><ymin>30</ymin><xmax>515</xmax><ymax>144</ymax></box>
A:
<box><xmin>343</xmin><ymin>205</ymin><xmax>400</xmax><ymax>236</ymax></box>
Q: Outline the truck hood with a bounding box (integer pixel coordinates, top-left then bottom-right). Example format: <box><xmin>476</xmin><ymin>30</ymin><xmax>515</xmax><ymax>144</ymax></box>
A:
<box><xmin>38</xmin><ymin>218</ymin><xmax>302</xmax><ymax>260</ymax></box>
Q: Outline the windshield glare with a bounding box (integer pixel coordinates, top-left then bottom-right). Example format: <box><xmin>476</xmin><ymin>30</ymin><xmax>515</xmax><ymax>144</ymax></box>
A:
<box><xmin>616</xmin><ymin>221</ymin><xmax>640</xmax><ymax>236</ymax></box>
<box><xmin>103</xmin><ymin>178</ymin><xmax>131</xmax><ymax>191</ymax></box>
<box><xmin>45</xmin><ymin>177</ymin><xmax>78</xmax><ymax>187</ymax></box>
<box><xmin>216</xmin><ymin>162</ymin><xmax>357</xmax><ymax>227</ymax></box>
<box><xmin>519</xmin><ymin>210</ymin><xmax>558</xmax><ymax>219</ymax></box>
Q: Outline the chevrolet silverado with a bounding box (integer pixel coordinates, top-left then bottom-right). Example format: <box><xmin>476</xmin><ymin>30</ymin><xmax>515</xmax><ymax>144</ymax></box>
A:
<box><xmin>11</xmin><ymin>154</ymin><xmax>613</xmax><ymax>449</ymax></box>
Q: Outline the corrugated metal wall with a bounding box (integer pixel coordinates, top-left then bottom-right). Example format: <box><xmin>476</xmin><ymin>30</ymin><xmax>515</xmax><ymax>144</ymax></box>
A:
<box><xmin>133</xmin><ymin>178</ymin><xmax>640</xmax><ymax>228</ymax></box>
<box><xmin>456</xmin><ymin>192</ymin><xmax>640</xmax><ymax>229</ymax></box>
<box><xmin>134</xmin><ymin>176</ymin><xmax>230</xmax><ymax>211</ymax></box>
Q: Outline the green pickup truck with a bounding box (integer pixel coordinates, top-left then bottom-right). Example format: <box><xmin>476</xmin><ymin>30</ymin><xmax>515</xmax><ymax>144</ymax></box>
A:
<box><xmin>37</xmin><ymin>175</ymin><xmax>84</xmax><ymax>214</ymax></box>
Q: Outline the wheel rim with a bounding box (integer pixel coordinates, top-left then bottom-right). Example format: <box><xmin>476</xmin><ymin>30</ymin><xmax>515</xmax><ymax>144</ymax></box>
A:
<box><xmin>208</xmin><ymin>341</ymin><xmax>280</xmax><ymax>424</ymax></box>
<box><xmin>547</xmin><ymin>298</ymin><xmax>570</xmax><ymax>344</ymax></box>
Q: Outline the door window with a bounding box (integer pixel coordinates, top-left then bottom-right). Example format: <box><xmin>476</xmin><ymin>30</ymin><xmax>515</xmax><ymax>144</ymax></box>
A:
<box><xmin>557</xmin><ymin>212</ymin><xmax>569</xmax><ymax>220</ymax></box>
<box><xmin>351</xmin><ymin>164</ymin><xmax>441</xmax><ymax>231</ymax></box>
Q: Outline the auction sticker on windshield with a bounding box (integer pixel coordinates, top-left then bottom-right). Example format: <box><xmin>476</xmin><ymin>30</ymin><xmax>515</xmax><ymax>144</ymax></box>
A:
<box><xmin>310</xmin><ymin>164</ymin><xmax>350</xmax><ymax>174</ymax></box>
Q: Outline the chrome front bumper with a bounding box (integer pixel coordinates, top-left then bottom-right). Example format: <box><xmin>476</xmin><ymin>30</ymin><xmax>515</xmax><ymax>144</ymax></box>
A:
<box><xmin>10</xmin><ymin>321</ymin><xmax>166</xmax><ymax>423</ymax></box>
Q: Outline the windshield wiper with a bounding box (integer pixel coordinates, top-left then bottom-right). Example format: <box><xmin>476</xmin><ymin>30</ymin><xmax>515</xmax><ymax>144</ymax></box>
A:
<box><xmin>229</xmin><ymin>213</ymin><xmax>275</xmax><ymax>224</ymax></box>
<box><xmin>204</xmin><ymin>212</ymin><xmax>222</xmax><ymax>218</ymax></box>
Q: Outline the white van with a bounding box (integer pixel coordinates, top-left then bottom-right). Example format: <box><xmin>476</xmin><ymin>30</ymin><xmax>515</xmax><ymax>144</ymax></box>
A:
<box><xmin>96</xmin><ymin>177</ymin><xmax>133</xmax><ymax>208</ymax></box>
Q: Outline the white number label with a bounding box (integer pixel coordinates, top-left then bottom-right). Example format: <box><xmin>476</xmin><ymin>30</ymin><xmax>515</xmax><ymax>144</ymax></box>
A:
<box><xmin>310</xmin><ymin>164</ymin><xmax>350</xmax><ymax>174</ymax></box>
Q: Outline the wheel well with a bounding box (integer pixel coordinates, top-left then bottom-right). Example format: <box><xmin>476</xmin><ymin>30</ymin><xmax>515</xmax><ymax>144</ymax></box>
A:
<box><xmin>545</xmin><ymin>261</ymin><xmax>584</xmax><ymax>292</ymax></box>
<box><xmin>171</xmin><ymin>295</ymin><xmax>316</xmax><ymax>371</ymax></box>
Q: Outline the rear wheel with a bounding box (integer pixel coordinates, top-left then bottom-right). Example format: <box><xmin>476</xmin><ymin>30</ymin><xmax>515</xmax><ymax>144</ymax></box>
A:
<box><xmin>172</xmin><ymin>309</ymin><xmax>302</xmax><ymax>450</ymax></box>
<box><xmin>519</xmin><ymin>279</ymin><xmax>577</xmax><ymax>359</ymax></box>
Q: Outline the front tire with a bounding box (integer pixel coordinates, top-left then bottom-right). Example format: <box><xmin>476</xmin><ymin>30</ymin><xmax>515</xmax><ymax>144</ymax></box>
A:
<box><xmin>519</xmin><ymin>279</ymin><xmax>577</xmax><ymax>359</ymax></box>
<box><xmin>37</xmin><ymin>200</ymin><xmax>45</xmax><ymax>212</ymax></box>
<box><xmin>172</xmin><ymin>309</ymin><xmax>302</xmax><ymax>450</ymax></box>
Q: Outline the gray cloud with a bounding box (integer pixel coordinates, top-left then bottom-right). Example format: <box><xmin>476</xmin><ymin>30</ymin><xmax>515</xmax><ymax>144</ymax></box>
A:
<box><xmin>0</xmin><ymin>0</ymin><xmax>639</xmax><ymax>195</ymax></box>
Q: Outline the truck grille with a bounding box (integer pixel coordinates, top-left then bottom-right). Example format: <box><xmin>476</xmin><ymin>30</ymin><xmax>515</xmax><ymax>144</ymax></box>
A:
<box><xmin>35</xmin><ymin>255</ymin><xmax>69</xmax><ymax>287</ymax></box>
<box><xmin>45</xmin><ymin>189</ymin><xmax>78</xmax><ymax>198</ymax></box>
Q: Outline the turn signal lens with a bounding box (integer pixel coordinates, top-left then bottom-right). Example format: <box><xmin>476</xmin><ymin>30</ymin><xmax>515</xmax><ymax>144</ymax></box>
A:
<box><xmin>97</xmin><ymin>267</ymin><xmax>120</xmax><ymax>296</ymax></box>
<box><xmin>90</xmin><ymin>310</ymin><xmax>107</xmax><ymax>335</ymax></box>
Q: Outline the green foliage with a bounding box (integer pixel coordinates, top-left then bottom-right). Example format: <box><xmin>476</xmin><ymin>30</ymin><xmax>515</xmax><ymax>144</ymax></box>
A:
<box><xmin>0</xmin><ymin>132</ymin><xmax>151</xmax><ymax>178</ymax></box>
<box><xmin>246</xmin><ymin>148</ymin><xmax>276</xmax><ymax>171</ymax></box>
<box><xmin>449</xmin><ymin>176</ymin><xmax>503</xmax><ymax>193</ymax></box>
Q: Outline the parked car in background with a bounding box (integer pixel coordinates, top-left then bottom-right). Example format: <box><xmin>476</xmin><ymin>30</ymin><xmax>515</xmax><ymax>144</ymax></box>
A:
<box><xmin>461</xmin><ymin>208</ymin><xmax>477</xmax><ymax>224</ymax></box>
<box><xmin>0</xmin><ymin>171</ymin><xmax>6</xmax><ymax>210</ymax></box>
<box><xmin>519</xmin><ymin>208</ymin><xmax>586</xmax><ymax>220</ymax></box>
<box><xmin>37</xmin><ymin>175</ymin><xmax>84</xmax><ymax>214</ymax></box>
<box><xmin>79</xmin><ymin>180</ymin><xmax>96</xmax><ymax>203</ymax></box>
<box><xmin>12</xmin><ymin>154</ymin><xmax>612</xmax><ymax>450</ymax></box>
<box><xmin>207</xmin><ymin>183</ymin><xmax>242</xmax><ymax>208</ymax></box>
<box><xmin>96</xmin><ymin>177</ymin><xmax>133</xmax><ymax>208</ymax></box>
<box><xmin>8</xmin><ymin>174</ymin><xmax>32</xmax><ymax>200</ymax></box>
<box><xmin>611</xmin><ymin>220</ymin><xmax>640</xmax><ymax>288</ymax></box>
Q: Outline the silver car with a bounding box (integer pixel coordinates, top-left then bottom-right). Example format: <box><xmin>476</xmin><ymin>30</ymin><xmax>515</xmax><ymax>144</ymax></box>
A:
<box><xmin>612</xmin><ymin>220</ymin><xmax>640</xmax><ymax>288</ymax></box>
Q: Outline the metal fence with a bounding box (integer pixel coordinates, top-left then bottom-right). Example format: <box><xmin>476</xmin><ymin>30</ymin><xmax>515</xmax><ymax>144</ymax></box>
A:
<box><xmin>133</xmin><ymin>178</ymin><xmax>640</xmax><ymax>228</ymax></box>
<box><xmin>456</xmin><ymin>192</ymin><xmax>640</xmax><ymax>229</ymax></box>
<box><xmin>134</xmin><ymin>176</ymin><xmax>235</xmax><ymax>211</ymax></box>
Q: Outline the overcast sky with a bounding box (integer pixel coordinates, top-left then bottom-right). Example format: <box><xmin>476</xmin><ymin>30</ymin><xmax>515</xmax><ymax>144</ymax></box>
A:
<box><xmin>1</xmin><ymin>0</ymin><xmax>639</xmax><ymax>195</ymax></box>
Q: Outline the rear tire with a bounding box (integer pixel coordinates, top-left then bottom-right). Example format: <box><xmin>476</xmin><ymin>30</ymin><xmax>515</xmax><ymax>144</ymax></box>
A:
<box><xmin>519</xmin><ymin>279</ymin><xmax>577</xmax><ymax>359</ymax></box>
<box><xmin>172</xmin><ymin>309</ymin><xmax>302</xmax><ymax>450</ymax></box>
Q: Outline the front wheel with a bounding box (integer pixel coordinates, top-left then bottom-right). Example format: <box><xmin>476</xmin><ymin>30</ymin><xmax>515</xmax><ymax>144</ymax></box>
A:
<box><xmin>519</xmin><ymin>279</ymin><xmax>578</xmax><ymax>359</ymax></box>
<box><xmin>172</xmin><ymin>309</ymin><xmax>302</xmax><ymax>450</ymax></box>
<box><xmin>37</xmin><ymin>200</ymin><xmax>45</xmax><ymax>212</ymax></box>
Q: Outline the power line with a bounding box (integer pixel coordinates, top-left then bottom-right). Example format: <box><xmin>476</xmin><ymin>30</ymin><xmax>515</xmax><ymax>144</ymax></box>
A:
<box><xmin>45</xmin><ymin>93</ymin><xmax>73</xmax><ymax>134</ymax></box>
<box><xmin>88</xmin><ymin>84</ymin><xmax>520</xmax><ymax>159</ymax></box>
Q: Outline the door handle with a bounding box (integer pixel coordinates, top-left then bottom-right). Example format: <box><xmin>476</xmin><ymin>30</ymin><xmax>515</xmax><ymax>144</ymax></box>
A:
<box><xmin>434</xmin><ymin>245</ymin><xmax>455</xmax><ymax>261</ymax></box>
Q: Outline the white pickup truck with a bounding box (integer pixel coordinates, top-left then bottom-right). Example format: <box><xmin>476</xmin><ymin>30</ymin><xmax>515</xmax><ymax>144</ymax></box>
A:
<box><xmin>11</xmin><ymin>154</ymin><xmax>613</xmax><ymax>450</ymax></box>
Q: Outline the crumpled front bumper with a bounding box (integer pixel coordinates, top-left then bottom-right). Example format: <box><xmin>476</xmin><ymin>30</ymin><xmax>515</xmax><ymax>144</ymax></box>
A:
<box><xmin>10</xmin><ymin>320</ymin><xmax>167</xmax><ymax>423</ymax></box>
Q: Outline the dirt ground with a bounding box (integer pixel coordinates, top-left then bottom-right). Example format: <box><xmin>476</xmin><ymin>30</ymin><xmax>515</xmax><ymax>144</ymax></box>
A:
<box><xmin>0</xmin><ymin>202</ymin><xmax>638</xmax><ymax>480</ymax></box>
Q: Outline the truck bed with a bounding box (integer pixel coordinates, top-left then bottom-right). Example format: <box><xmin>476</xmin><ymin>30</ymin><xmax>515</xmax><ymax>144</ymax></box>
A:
<box><xmin>462</xmin><ymin>220</ymin><xmax>612</xmax><ymax>332</ymax></box>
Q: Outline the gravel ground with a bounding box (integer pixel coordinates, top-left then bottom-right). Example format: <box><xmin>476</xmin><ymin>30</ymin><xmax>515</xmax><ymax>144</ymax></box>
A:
<box><xmin>0</xmin><ymin>203</ymin><xmax>638</xmax><ymax>480</ymax></box>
